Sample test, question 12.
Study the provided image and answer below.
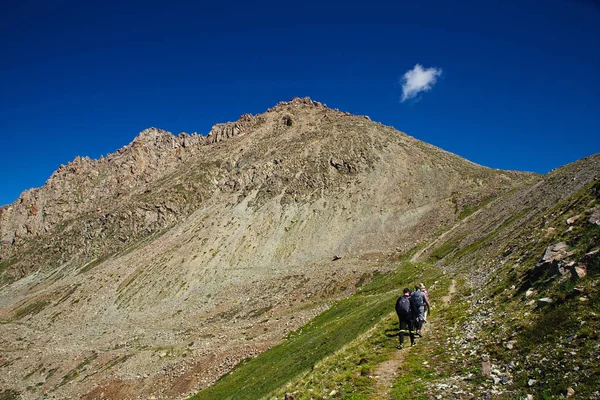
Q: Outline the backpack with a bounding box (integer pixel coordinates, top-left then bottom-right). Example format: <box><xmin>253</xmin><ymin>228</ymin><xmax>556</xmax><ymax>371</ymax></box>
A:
<box><xmin>412</xmin><ymin>290</ymin><xmax>424</xmax><ymax>308</ymax></box>
<box><xmin>396</xmin><ymin>295</ymin><xmax>411</xmax><ymax>316</ymax></box>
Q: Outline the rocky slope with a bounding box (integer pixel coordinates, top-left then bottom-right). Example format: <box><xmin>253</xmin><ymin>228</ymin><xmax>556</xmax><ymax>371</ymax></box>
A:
<box><xmin>0</xmin><ymin>97</ymin><xmax>534</xmax><ymax>399</ymax></box>
<box><xmin>411</xmin><ymin>154</ymin><xmax>600</xmax><ymax>399</ymax></box>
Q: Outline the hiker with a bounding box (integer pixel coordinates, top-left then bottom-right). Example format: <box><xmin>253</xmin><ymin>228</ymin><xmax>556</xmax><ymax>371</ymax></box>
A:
<box><xmin>412</xmin><ymin>284</ymin><xmax>429</xmax><ymax>335</ymax></box>
<box><xmin>395</xmin><ymin>287</ymin><xmax>418</xmax><ymax>348</ymax></box>
<box><xmin>419</xmin><ymin>283</ymin><xmax>430</xmax><ymax>321</ymax></box>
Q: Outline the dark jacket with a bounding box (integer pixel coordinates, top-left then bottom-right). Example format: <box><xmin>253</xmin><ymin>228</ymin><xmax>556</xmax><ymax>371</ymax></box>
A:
<box><xmin>395</xmin><ymin>294</ymin><xmax>418</xmax><ymax>321</ymax></box>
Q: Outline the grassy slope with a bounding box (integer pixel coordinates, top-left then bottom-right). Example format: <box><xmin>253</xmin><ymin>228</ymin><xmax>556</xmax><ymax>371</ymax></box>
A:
<box><xmin>267</xmin><ymin>275</ymin><xmax>455</xmax><ymax>400</ymax></box>
<box><xmin>190</xmin><ymin>262</ymin><xmax>443</xmax><ymax>400</ymax></box>
<box><xmin>391</xmin><ymin>180</ymin><xmax>600</xmax><ymax>399</ymax></box>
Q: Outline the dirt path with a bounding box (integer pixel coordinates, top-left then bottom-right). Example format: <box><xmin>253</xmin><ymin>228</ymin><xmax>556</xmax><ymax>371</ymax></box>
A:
<box><xmin>442</xmin><ymin>279</ymin><xmax>456</xmax><ymax>304</ymax></box>
<box><xmin>370</xmin><ymin>347</ymin><xmax>405</xmax><ymax>399</ymax></box>
<box><xmin>369</xmin><ymin>280</ymin><xmax>456</xmax><ymax>399</ymax></box>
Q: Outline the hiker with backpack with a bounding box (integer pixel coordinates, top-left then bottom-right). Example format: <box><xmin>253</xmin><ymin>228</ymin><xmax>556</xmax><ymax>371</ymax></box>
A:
<box><xmin>412</xmin><ymin>284</ymin><xmax>430</xmax><ymax>336</ymax></box>
<box><xmin>395</xmin><ymin>287</ymin><xmax>418</xmax><ymax>348</ymax></box>
<box><xmin>419</xmin><ymin>283</ymin><xmax>430</xmax><ymax>321</ymax></box>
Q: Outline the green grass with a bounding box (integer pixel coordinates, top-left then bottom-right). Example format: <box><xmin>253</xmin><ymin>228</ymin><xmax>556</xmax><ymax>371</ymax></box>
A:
<box><xmin>0</xmin><ymin>258</ymin><xmax>17</xmax><ymax>286</ymax></box>
<box><xmin>458</xmin><ymin>195</ymin><xmax>496</xmax><ymax>220</ymax></box>
<box><xmin>268</xmin><ymin>313</ymin><xmax>400</xmax><ymax>399</ymax></box>
<box><xmin>190</xmin><ymin>262</ymin><xmax>437</xmax><ymax>400</ymax></box>
<box><xmin>428</xmin><ymin>238</ymin><xmax>461</xmax><ymax>262</ymax></box>
<box><xmin>59</xmin><ymin>353</ymin><xmax>98</xmax><ymax>386</ymax></box>
<box><xmin>270</xmin><ymin>274</ymin><xmax>456</xmax><ymax>400</ymax></box>
<box><xmin>0</xmin><ymin>258</ymin><xmax>16</xmax><ymax>274</ymax></box>
<box><xmin>101</xmin><ymin>354</ymin><xmax>133</xmax><ymax>371</ymax></box>
<box><xmin>452</xmin><ymin>208</ymin><xmax>531</xmax><ymax>263</ymax></box>
<box><xmin>13</xmin><ymin>300</ymin><xmax>50</xmax><ymax>320</ymax></box>
<box><xmin>441</xmin><ymin>180</ymin><xmax>600</xmax><ymax>399</ymax></box>
<box><xmin>426</xmin><ymin>199</ymin><xmax>531</xmax><ymax>265</ymax></box>
<box><xmin>78</xmin><ymin>255</ymin><xmax>111</xmax><ymax>275</ymax></box>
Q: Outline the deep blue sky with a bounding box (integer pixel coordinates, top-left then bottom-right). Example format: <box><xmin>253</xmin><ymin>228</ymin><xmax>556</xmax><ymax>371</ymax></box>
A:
<box><xmin>1</xmin><ymin>0</ymin><xmax>599</xmax><ymax>206</ymax></box>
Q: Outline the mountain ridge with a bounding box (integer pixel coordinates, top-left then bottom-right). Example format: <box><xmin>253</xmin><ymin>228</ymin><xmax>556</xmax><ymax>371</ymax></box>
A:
<box><xmin>0</xmin><ymin>97</ymin><xmax>530</xmax><ymax>282</ymax></box>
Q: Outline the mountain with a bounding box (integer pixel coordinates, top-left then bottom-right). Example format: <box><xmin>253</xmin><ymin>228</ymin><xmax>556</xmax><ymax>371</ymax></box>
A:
<box><xmin>1</xmin><ymin>97</ymin><xmax>592</xmax><ymax>400</ymax></box>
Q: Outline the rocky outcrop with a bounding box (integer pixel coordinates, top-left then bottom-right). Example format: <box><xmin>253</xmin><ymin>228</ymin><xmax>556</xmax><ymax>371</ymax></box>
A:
<box><xmin>540</xmin><ymin>242</ymin><xmax>569</xmax><ymax>264</ymax></box>
<box><xmin>206</xmin><ymin>114</ymin><xmax>255</xmax><ymax>144</ymax></box>
<box><xmin>0</xmin><ymin>115</ymin><xmax>259</xmax><ymax>272</ymax></box>
<box><xmin>266</xmin><ymin>96</ymin><xmax>326</xmax><ymax>112</ymax></box>
<box><xmin>589</xmin><ymin>207</ymin><xmax>600</xmax><ymax>225</ymax></box>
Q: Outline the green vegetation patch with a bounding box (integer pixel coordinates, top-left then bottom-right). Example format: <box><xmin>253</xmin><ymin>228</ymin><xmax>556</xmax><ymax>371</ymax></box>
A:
<box><xmin>458</xmin><ymin>195</ymin><xmax>496</xmax><ymax>220</ymax></box>
<box><xmin>440</xmin><ymin>179</ymin><xmax>600</xmax><ymax>399</ymax></box>
<box><xmin>78</xmin><ymin>254</ymin><xmax>111</xmax><ymax>275</ymax></box>
<box><xmin>0</xmin><ymin>258</ymin><xmax>17</xmax><ymax>274</ymax></box>
<box><xmin>0</xmin><ymin>258</ymin><xmax>18</xmax><ymax>286</ymax></box>
<box><xmin>13</xmin><ymin>299</ymin><xmax>50</xmax><ymax>320</ymax></box>
<box><xmin>269</xmin><ymin>313</ymin><xmax>401</xmax><ymax>399</ymax></box>
<box><xmin>59</xmin><ymin>353</ymin><xmax>98</xmax><ymax>386</ymax></box>
<box><xmin>101</xmin><ymin>354</ymin><xmax>133</xmax><ymax>371</ymax></box>
<box><xmin>191</xmin><ymin>262</ymin><xmax>435</xmax><ymax>400</ymax></box>
<box><xmin>0</xmin><ymin>389</ymin><xmax>20</xmax><ymax>400</ymax></box>
<box><xmin>428</xmin><ymin>236</ymin><xmax>465</xmax><ymax>262</ymax></box>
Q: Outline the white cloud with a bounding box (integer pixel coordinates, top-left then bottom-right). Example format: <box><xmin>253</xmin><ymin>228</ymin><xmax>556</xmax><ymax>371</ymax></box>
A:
<box><xmin>400</xmin><ymin>64</ymin><xmax>443</xmax><ymax>102</ymax></box>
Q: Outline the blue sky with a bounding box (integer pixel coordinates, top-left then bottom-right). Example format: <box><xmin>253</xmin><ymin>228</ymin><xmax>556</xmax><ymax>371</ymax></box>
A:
<box><xmin>1</xmin><ymin>0</ymin><xmax>599</xmax><ymax>206</ymax></box>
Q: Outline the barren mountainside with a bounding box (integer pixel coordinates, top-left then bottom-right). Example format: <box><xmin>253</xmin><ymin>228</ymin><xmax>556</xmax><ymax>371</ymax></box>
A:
<box><xmin>0</xmin><ymin>97</ymin><xmax>566</xmax><ymax>399</ymax></box>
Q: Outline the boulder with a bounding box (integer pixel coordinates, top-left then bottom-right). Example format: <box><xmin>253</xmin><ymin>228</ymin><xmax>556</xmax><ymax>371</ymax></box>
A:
<box><xmin>537</xmin><ymin>298</ymin><xmax>553</xmax><ymax>308</ymax></box>
<box><xmin>588</xmin><ymin>207</ymin><xmax>600</xmax><ymax>225</ymax></box>
<box><xmin>583</xmin><ymin>249</ymin><xmax>599</xmax><ymax>263</ymax></box>
<box><xmin>481</xmin><ymin>355</ymin><xmax>491</xmax><ymax>376</ymax></box>
<box><xmin>570</xmin><ymin>264</ymin><xmax>587</xmax><ymax>280</ymax></box>
<box><xmin>530</xmin><ymin>242</ymin><xmax>572</xmax><ymax>279</ymax></box>
<box><xmin>541</xmin><ymin>242</ymin><xmax>568</xmax><ymax>264</ymax></box>
<box><xmin>566</xmin><ymin>215</ymin><xmax>580</xmax><ymax>225</ymax></box>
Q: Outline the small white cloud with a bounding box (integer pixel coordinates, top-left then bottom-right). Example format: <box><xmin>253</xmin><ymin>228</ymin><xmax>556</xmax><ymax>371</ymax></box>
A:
<box><xmin>400</xmin><ymin>64</ymin><xmax>443</xmax><ymax>102</ymax></box>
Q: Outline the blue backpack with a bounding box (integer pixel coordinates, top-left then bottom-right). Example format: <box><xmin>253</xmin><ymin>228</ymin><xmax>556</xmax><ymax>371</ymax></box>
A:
<box><xmin>412</xmin><ymin>290</ymin><xmax>424</xmax><ymax>308</ymax></box>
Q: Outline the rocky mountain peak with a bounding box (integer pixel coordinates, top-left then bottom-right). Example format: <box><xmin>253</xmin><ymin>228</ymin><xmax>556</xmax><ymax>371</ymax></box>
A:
<box><xmin>132</xmin><ymin>127</ymin><xmax>175</xmax><ymax>146</ymax></box>
<box><xmin>267</xmin><ymin>96</ymin><xmax>326</xmax><ymax>112</ymax></box>
<box><xmin>130</xmin><ymin>127</ymin><xmax>207</xmax><ymax>151</ymax></box>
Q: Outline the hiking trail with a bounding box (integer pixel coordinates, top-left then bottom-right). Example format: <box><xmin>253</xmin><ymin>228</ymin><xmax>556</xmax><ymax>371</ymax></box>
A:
<box><xmin>370</xmin><ymin>348</ymin><xmax>405</xmax><ymax>400</ymax></box>
<box><xmin>442</xmin><ymin>279</ymin><xmax>456</xmax><ymax>304</ymax></box>
<box><xmin>369</xmin><ymin>279</ymin><xmax>456</xmax><ymax>399</ymax></box>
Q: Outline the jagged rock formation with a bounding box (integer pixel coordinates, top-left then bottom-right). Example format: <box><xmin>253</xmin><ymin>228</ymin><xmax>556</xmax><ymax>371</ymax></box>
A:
<box><xmin>0</xmin><ymin>98</ymin><xmax>536</xmax><ymax>399</ymax></box>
